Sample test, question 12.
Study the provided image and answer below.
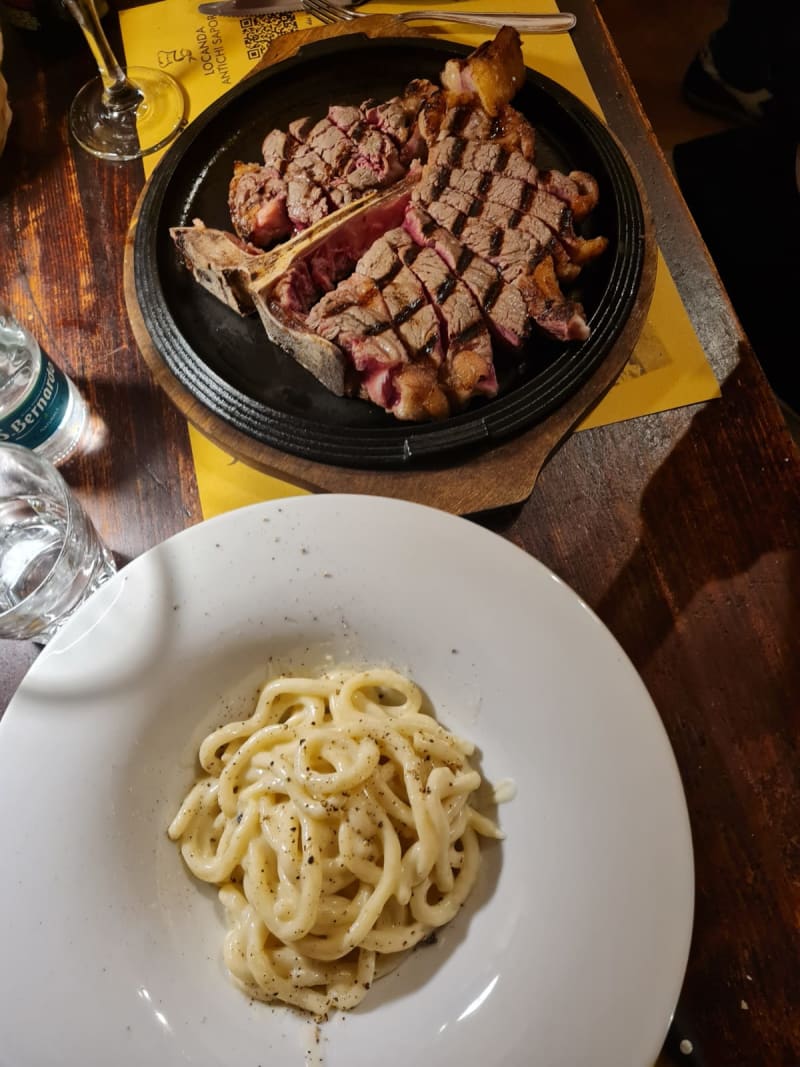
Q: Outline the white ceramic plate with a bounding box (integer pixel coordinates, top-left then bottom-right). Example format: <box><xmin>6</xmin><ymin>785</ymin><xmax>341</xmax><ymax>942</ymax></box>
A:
<box><xmin>0</xmin><ymin>495</ymin><xmax>693</xmax><ymax>1067</ymax></box>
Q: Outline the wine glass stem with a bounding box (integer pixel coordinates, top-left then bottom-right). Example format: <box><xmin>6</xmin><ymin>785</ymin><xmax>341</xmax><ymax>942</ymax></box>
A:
<box><xmin>64</xmin><ymin>0</ymin><xmax>143</xmax><ymax>111</ymax></box>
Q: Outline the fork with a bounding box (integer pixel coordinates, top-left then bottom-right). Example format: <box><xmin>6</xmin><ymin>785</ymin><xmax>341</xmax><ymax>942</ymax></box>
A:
<box><xmin>302</xmin><ymin>0</ymin><xmax>576</xmax><ymax>33</ymax></box>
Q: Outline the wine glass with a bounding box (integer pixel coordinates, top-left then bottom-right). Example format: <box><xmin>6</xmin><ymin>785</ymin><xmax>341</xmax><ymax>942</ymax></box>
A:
<box><xmin>63</xmin><ymin>0</ymin><xmax>186</xmax><ymax>162</ymax></box>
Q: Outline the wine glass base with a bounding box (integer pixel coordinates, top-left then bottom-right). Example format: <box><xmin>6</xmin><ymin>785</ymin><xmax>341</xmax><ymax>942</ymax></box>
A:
<box><xmin>70</xmin><ymin>67</ymin><xmax>186</xmax><ymax>162</ymax></box>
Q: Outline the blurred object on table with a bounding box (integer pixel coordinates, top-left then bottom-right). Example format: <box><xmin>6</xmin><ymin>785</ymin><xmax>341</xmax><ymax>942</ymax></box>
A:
<box><xmin>597</xmin><ymin>0</ymin><xmax>730</xmax><ymax>152</ymax></box>
<box><xmin>598</xmin><ymin>0</ymin><xmax>800</xmax><ymax>425</ymax></box>
<box><xmin>681</xmin><ymin>0</ymin><xmax>799</xmax><ymax>132</ymax></box>
<box><xmin>673</xmin><ymin>0</ymin><xmax>800</xmax><ymax>417</ymax></box>
<box><xmin>0</xmin><ymin>28</ymin><xmax>10</xmax><ymax>156</ymax></box>
<box><xmin>0</xmin><ymin>0</ymin><xmax>106</xmax><ymax>54</ymax></box>
<box><xmin>673</xmin><ymin>121</ymin><xmax>800</xmax><ymax>416</ymax></box>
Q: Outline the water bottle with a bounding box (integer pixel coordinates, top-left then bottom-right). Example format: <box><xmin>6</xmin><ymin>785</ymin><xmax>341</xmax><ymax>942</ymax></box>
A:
<box><xmin>0</xmin><ymin>306</ymin><xmax>89</xmax><ymax>466</ymax></box>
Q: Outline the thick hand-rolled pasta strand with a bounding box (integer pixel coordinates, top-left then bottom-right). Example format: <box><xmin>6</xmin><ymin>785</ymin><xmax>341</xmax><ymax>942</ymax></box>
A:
<box><xmin>168</xmin><ymin>667</ymin><xmax>504</xmax><ymax>1015</ymax></box>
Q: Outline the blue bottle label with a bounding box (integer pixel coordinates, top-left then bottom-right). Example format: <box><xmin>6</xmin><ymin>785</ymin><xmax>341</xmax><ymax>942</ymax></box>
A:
<box><xmin>0</xmin><ymin>355</ymin><xmax>71</xmax><ymax>449</ymax></box>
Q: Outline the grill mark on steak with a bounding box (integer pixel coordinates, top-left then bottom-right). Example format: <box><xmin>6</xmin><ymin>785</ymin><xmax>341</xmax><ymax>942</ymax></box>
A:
<box><xmin>394</xmin><ymin>296</ymin><xmax>424</xmax><ymax>326</ymax></box>
<box><xmin>386</xmin><ymin>231</ymin><xmax>498</xmax><ymax>404</ymax></box>
<box><xmin>422</xmin><ymin>184</ymin><xmax>576</xmax><ymax>281</ymax></box>
<box><xmin>356</xmin><ymin>230</ymin><xmax>444</xmax><ymax>367</ymax></box>
<box><xmin>229</xmin><ymin>85</ymin><xmax>434</xmax><ymax>251</ymax></box>
<box><xmin>417</xmin><ymin>157</ymin><xmax>606</xmax><ymax>274</ymax></box>
<box><xmin>307</xmin><ymin>271</ymin><xmax>449</xmax><ymax>420</ymax></box>
<box><xmin>432</xmin><ymin>136</ymin><xmax>600</xmax><ymax>220</ymax></box>
<box><xmin>406</xmin><ymin>203</ymin><xmax>586</xmax><ymax>342</ymax></box>
<box><xmin>362</xmin><ymin>319</ymin><xmax>393</xmax><ymax>337</ymax></box>
<box><xmin>436</xmin><ymin>275</ymin><xmax>457</xmax><ymax>304</ymax></box>
<box><xmin>404</xmin><ymin>205</ymin><xmax>534</xmax><ymax>348</ymax></box>
<box><xmin>423</xmin><ymin>198</ymin><xmax>550</xmax><ymax>282</ymax></box>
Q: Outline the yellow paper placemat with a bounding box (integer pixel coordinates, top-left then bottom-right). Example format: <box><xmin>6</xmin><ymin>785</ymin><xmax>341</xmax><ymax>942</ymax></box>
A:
<box><xmin>121</xmin><ymin>0</ymin><xmax>720</xmax><ymax>518</ymax></box>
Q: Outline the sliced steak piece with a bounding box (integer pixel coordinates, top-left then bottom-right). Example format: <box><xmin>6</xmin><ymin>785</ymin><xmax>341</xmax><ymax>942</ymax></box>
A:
<box><xmin>260</xmin><ymin>122</ymin><xmax>346</xmax><ymax>210</ymax></box>
<box><xmin>306</xmin><ymin>273</ymin><xmax>407</xmax><ymax>409</ymax></box>
<box><xmin>418</xmin><ymin>182</ymin><xmax>579</xmax><ymax>281</ymax></box>
<box><xmin>327</xmin><ymin>104</ymin><xmax>362</xmax><ymax>131</ymax></box>
<box><xmin>261</xmin><ymin>129</ymin><xmax>294</xmax><ymax>174</ymax></box>
<box><xmin>222</xmin><ymin>178</ymin><xmax>422</xmax><ymax>394</ymax></box>
<box><xmin>233</xmin><ymin>100</ymin><xmax>417</xmax><ymax>249</ymax></box>
<box><xmin>288</xmin><ymin>116</ymin><xmax>313</xmax><ymax>141</ymax></box>
<box><xmin>306</xmin><ymin>113</ymin><xmax>406</xmax><ymax>187</ymax></box>
<box><xmin>228</xmin><ymin>162</ymin><xmax>292</xmax><ymax>247</ymax></box>
<box><xmin>345</xmin><ymin>127</ymin><xmax>405</xmax><ymax>186</ymax></box>
<box><xmin>387</xmin><ymin>231</ymin><xmax>498</xmax><ymax>405</ymax></box>
<box><xmin>268</xmin><ymin>178</ymin><xmax>415</xmax><ymax>316</ymax></box>
<box><xmin>307</xmin><ymin>275</ymin><xmax>448</xmax><ymax>421</ymax></box>
<box><xmin>418</xmin><ymin>163</ymin><xmax>567</xmax><ymax>232</ymax></box>
<box><xmin>284</xmin><ymin>173</ymin><xmax>331</xmax><ymax>231</ymax></box>
<box><xmin>538</xmin><ymin>169</ymin><xmax>600</xmax><ymax>221</ymax></box>
<box><xmin>421</xmin><ymin>97</ymin><xmax>535</xmax><ymax>158</ymax></box>
<box><xmin>429</xmin><ymin>134</ymin><xmax>508</xmax><ymax>171</ymax></box>
<box><xmin>437</xmin><ymin>102</ymin><xmax>496</xmax><ymax>142</ymax></box>
<box><xmin>440</xmin><ymin>26</ymin><xmax>526</xmax><ymax>116</ymax></box>
<box><xmin>356</xmin><ymin>233</ymin><xmax>444</xmax><ymax>366</ymax></box>
<box><xmin>427</xmin><ymin>138</ymin><xmax>600</xmax><ymax>224</ymax></box>
<box><xmin>456</xmin><ymin>165</ymin><xmax>606</xmax><ymax>266</ymax></box>
<box><xmin>470</xmin><ymin>144</ymin><xmax>599</xmax><ymax>219</ymax></box>
<box><xmin>303</xmin><ymin>116</ymin><xmax>359</xmax><ymax>174</ymax></box>
<box><xmin>422</xmin><ymin>146</ymin><xmax>606</xmax><ymax>267</ymax></box>
<box><xmin>307</xmin><ymin>274</ymin><xmax>407</xmax><ymax>363</ymax></box>
<box><xmin>400</xmin><ymin>214</ymin><xmax>533</xmax><ymax>349</ymax></box>
<box><xmin>362</xmin><ymin>78</ymin><xmax>439</xmax><ymax>162</ymax></box>
<box><xmin>406</xmin><ymin>204</ymin><xmax>587</xmax><ymax>342</ymax></box>
<box><xmin>421</xmin><ymin>149</ymin><xmax>563</xmax><ymax>229</ymax></box>
<box><xmin>415</xmin><ymin>197</ymin><xmax>551</xmax><ymax>283</ymax></box>
<box><xmin>516</xmin><ymin>257</ymin><xmax>590</xmax><ymax>341</ymax></box>
<box><xmin>322</xmin><ymin>105</ymin><xmax>408</xmax><ymax>185</ymax></box>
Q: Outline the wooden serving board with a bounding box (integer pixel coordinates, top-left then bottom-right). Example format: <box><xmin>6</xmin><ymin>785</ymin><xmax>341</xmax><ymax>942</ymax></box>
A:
<box><xmin>124</xmin><ymin>16</ymin><xmax>656</xmax><ymax>516</ymax></box>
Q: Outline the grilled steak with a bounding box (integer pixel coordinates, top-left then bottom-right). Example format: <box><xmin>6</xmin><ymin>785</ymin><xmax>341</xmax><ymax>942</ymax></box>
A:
<box><xmin>440</xmin><ymin>26</ymin><xmax>526</xmax><ymax>116</ymax></box>
<box><xmin>385</xmin><ymin>230</ymin><xmax>498</xmax><ymax>406</ymax></box>
<box><xmin>430</xmin><ymin>134</ymin><xmax>601</xmax><ymax>221</ymax></box>
<box><xmin>230</xmin><ymin>81</ymin><xmax>436</xmax><ymax>250</ymax></box>
<box><xmin>173</xmin><ymin>28</ymin><xmax>608</xmax><ymax>424</ymax></box>
<box><xmin>228</xmin><ymin>162</ymin><xmax>292</xmax><ymax>248</ymax></box>
<box><xmin>405</xmin><ymin>204</ymin><xmax>588</xmax><ymax>342</ymax></box>
<box><xmin>395</xmin><ymin>213</ymin><xmax>533</xmax><ymax>349</ymax></box>
<box><xmin>307</xmin><ymin>274</ymin><xmax>448</xmax><ymax>421</ymax></box>
<box><xmin>356</xmin><ymin>233</ymin><xmax>445</xmax><ymax>366</ymax></box>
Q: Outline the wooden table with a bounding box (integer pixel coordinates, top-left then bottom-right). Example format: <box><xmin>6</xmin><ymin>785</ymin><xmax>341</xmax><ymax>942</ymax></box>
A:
<box><xmin>2</xmin><ymin>4</ymin><xmax>799</xmax><ymax>1062</ymax></box>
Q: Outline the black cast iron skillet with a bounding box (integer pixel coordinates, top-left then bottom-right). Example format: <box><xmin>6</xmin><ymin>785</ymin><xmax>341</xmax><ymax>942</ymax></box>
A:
<box><xmin>133</xmin><ymin>34</ymin><xmax>645</xmax><ymax>470</ymax></box>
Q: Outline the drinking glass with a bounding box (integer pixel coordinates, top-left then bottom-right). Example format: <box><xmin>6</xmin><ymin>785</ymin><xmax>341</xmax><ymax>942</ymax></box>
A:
<box><xmin>0</xmin><ymin>444</ymin><xmax>117</xmax><ymax>644</ymax></box>
<box><xmin>63</xmin><ymin>0</ymin><xmax>186</xmax><ymax>161</ymax></box>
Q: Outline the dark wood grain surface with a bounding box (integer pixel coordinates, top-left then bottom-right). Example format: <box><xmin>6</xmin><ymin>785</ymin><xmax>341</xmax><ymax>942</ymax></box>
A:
<box><xmin>1</xmin><ymin>4</ymin><xmax>799</xmax><ymax>1064</ymax></box>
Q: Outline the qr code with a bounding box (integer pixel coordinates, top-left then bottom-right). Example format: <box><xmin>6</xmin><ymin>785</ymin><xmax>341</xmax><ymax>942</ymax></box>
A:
<box><xmin>240</xmin><ymin>14</ymin><xmax>297</xmax><ymax>61</ymax></box>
